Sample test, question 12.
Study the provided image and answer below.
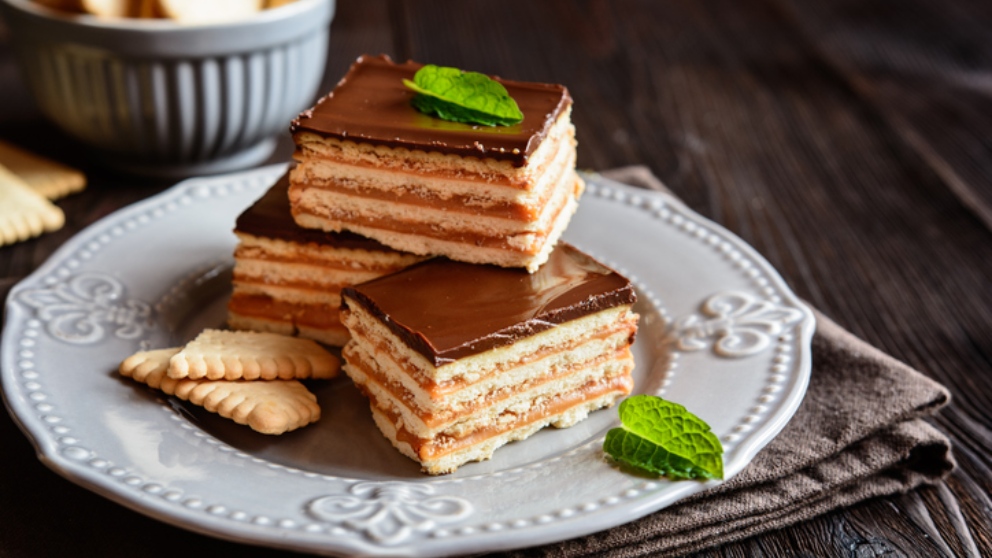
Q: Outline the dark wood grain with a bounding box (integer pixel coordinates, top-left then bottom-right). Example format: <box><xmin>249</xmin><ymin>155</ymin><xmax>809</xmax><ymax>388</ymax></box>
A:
<box><xmin>1</xmin><ymin>0</ymin><xmax>990</xmax><ymax>557</ymax></box>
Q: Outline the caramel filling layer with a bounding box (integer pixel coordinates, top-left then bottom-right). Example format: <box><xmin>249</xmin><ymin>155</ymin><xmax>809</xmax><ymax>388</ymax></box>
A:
<box><xmin>292</xmin><ymin>176</ymin><xmax>581</xmax><ymax>253</ymax></box>
<box><xmin>293</xmin><ymin>176</ymin><xmax>543</xmax><ymax>221</ymax></box>
<box><xmin>375</xmin><ymin>373</ymin><xmax>633</xmax><ymax>460</ymax></box>
<box><xmin>234</xmin><ymin>245</ymin><xmax>412</xmax><ymax>274</ymax></box>
<box><xmin>228</xmin><ymin>294</ymin><xmax>340</xmax><ymax>329</ymax></box>
<box><xmin>349</xmin><ymin>344</ymin><xmax>631</xmax><ymax>430</ymax></box>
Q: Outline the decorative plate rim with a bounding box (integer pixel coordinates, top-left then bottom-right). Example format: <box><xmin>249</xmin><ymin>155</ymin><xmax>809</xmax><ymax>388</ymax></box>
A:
<box><xmin>1</xmin><ymin>164</ymin><xmax>814</xmax><ymax>557</ymax></box>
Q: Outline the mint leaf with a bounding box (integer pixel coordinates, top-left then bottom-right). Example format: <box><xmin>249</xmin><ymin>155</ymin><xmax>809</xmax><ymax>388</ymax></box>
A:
<box><xmin>603</xmin><ymin>395</ymin><xmax>724</xmax><ymax>480</ymax></box>
<box><xmin>403</xmin><ymin>65</ymin><xmax>524</xmax><ymax>126</ymax></box>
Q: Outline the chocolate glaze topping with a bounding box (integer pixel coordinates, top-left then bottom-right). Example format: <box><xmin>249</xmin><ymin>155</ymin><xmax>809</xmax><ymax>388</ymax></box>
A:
<box><xmin>290</xmin><ymin>54</ymin><xmax>572</xmax><ymax>168</ymax></box>
<box><xmin>342</xmin><ymin>243</ymin><xmax>636</xmax><ymax>366</ymax></box>
<box><xmin>235</xmin><ymin>173</ymin><xmax>397</xmax><ymax>251</ymax></box>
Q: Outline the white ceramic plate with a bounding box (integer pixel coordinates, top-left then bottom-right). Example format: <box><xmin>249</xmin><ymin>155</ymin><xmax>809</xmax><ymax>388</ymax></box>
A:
<box><xmin>1</xmin><ymin>165</ymin><xmax>814</xmax><ymax>557</ymax></box>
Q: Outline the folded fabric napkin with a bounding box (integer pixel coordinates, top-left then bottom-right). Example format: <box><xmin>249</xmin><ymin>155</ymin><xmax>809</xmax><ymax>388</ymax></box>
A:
<box><xmin>492</xmin><ymin>166</ymin><xmax>955</xmax><ymax>557</ymax></box>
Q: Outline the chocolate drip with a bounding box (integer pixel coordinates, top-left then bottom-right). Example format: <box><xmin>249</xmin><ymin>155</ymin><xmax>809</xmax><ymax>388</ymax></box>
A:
<box><xmin>235</xmin><ymin>173</ymin><xmax>397</xmax><ymax>251</ymax></box>
<box><xmin>342</xmin><ymin>244</ymin><xmax>636</xmax><ymax>365</ymax></box>
<box><xmin>290</xmin><ymin>54</ymin><xmax>572</xmax><ymax>168</ymax></box>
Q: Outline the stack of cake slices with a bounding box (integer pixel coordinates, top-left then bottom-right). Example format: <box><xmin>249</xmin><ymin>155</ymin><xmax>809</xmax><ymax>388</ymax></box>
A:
<box><xmin>339</xmin><ymin>244</ymin><xmax>639</xmax><ymax>474</ymax></box>
<box><xmin>232</xmin><ymin>54</ymin><xmax>639</xmax><ymax>474</ymax></box>
<box><xmin>288</xmin><ymin>54</ymin><xmax>583</xmax><ymax>273</ymax></box>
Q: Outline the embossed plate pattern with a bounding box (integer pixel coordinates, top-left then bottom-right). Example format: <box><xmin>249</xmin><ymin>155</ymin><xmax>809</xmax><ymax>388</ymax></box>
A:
<box><xmin>1</xmin><ymin>165</ymin><xmax>814</xmax><ymax>557</ymax></box>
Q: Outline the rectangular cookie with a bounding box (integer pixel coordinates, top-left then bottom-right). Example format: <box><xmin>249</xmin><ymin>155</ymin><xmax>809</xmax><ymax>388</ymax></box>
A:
<box><xmin>289</xmin><ymin>54</ymin><xmax>583</xmax><ymax>272</ymax></box>
<box><xmin>120</xmin><ymin>347</ymin><xmax>321</xmax><ymax>435</ymax></box>
<box><xmin>167</xmin><ymin>329</ymin><xmax>340</xmax><ymax>381</ymax></box>
<box><xmin>339</xmin><ymin>243</ymin><xmax>639</xmax><ymax>474</ymax></box>
<box><xmin>0</xmin><ymin>140</ymin><xmax>85</xmax><ymax>200</ymax></box>
<box><xmin>0</xmin><ymin>163</ymin><xmax>65</xmax><ymax>247</ymax></box>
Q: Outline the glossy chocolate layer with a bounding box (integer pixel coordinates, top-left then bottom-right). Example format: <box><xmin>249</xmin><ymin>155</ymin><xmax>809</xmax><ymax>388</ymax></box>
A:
<box><xmin>342</xmin><ymin>243</ymin><xmax>636</xmax><ymax>365</ymax></box>
<box><xmin>235</xmin><ymin>173</ymin><xmax>397</xmax><ymax>251</ymax></box>
<box><xmin>290</xmin><ymin>54</ymin><xmax>571</xmax><ymax>167</ymax></box>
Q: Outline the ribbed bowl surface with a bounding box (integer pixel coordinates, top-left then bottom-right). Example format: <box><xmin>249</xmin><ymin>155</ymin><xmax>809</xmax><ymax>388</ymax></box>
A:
<box><xmin>0</xmin><ymin>0</ymin><xmax>335</xmax><ymax>176</ymax></box>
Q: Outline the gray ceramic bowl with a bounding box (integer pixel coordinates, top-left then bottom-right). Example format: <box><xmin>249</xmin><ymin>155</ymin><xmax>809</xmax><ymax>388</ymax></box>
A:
<box><xmin>0</xmin><ymin>0</ymin><xmax>335</xmax><ymax>176</ymax></box>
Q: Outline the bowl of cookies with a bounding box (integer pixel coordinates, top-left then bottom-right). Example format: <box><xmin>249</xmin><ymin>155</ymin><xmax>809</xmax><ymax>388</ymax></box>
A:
<box><xmin>0</xmin><ymin>0</ymin><xmax>335</xmax><ymax>177</ymax></box>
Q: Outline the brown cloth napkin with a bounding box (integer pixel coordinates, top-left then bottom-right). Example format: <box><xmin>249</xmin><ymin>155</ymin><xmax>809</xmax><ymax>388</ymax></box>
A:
<box><xmin>492</xmin><ymin>166</ymin><xmax>955</xmax><ymax>557</ymax></box>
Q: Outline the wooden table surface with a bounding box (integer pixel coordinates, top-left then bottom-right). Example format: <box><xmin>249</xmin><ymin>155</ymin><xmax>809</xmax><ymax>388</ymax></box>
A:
<box><xmin>1</xmin><ymin>1</ymin><xmax>990</xmax><ymax>556</ymax></box>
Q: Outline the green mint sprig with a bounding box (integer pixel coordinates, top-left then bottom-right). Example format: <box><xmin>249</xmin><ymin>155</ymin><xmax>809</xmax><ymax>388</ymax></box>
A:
<box><xmin>604</xmin><ymin>395</ymin><xmax>724</xmax><ymax>481</ymax></box>
<box><xmin>403</xmin><ymin>64</ymin><xmax>524</xmax><ymax>126</ymax></box>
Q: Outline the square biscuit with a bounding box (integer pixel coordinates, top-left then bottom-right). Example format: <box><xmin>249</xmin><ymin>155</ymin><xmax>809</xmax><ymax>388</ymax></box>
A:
<box><xmin>168</xmin><ymin>329</ymin><xmax>340</xmax><ymax>381</ymax></box>
<box><xmin>120</xmin><ymin>347</ymin><xmax>321</xmax><ymax>435</ymax></box>
<box><xmin>0</xmin><ymin>140</ymin><xmax>85</xmax><ymax>200</ymax></box>
<box><xmin>0</xmin><ymin>163</ymin><xmax>65</xmax><ymax>247</ymax></box>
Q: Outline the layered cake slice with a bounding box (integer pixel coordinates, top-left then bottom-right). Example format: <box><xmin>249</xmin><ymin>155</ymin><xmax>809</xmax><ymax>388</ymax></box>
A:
<box><xmin>228</xmin><ymin>173</ymin><xmax>424</xmax><ymax>346</ymax></box>
<box><xmin>289</xmin><ymin>54</ymin><xmax>583</xmax><ymax>272</ymax></box>
<box><xmin>339</xmin><ymin>243</ymin><xmax>639</xmax><ymax>474</ymax></box>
